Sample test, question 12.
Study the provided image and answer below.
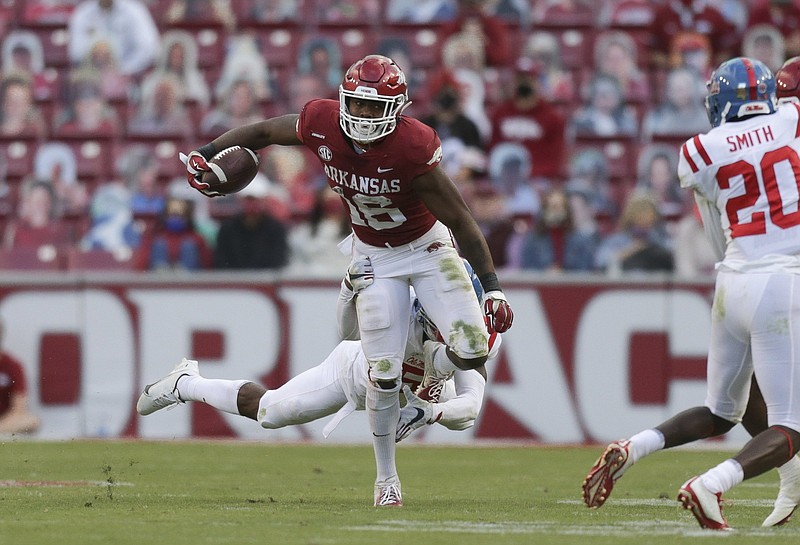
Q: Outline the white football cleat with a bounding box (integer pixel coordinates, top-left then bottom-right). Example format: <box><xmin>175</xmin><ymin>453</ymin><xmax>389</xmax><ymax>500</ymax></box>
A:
<box><xmin>136</xmin><ymin>358</ymin><xmax>199</xmax><ymax>416</ymax></box>
<box><xmin>582</xmin><ymin>440</ymin><xmax>634</xmax><ymax>508</ymax></box>
<box><xmin>678</xmin><ymin>476</ymin><xmax>731</xmax><ymax>531</ymax></box>
<box><xmin>374</xmin><ymin>477</ymin><xmax>403</xmax><ymax>507</ymax></box>
<box><xmin>763</xmin><ymin>456</ymin><xmax>800</xmax><ymax>527</ymax></box>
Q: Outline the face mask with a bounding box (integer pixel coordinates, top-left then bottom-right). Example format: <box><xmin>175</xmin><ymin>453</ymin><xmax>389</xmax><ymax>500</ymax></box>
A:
<box><xmin>164</xmin><ymin>216</ymin><xmax>188</xmax><ymax>233</ymax></box>
<box><xmin>516</xmin><ymin>83</ymin><xmax>534</xmax><ymax>98</ymax></box>
<box><xmin>437</xmin><ymin>92</ymin><xmax>458</xmax><ymax>110</ymax></box>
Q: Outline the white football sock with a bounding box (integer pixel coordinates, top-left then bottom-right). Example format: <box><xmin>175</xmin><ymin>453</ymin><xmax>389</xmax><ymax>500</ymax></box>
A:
<box><xmin>778</xmin><ymin>454</ymin><xmax>800</xmax><ymax>480</ymax></box>
<box><xmin>177</xmin><ymin>375</ymin><xmax>248</xmax><ymax>415</ymax></box>
<box><xmin>629</xmin><ymin>429</ymin><xmax>665</xmax><ymax>463</ymax></box>
<box><xmin>367</xmin><ymin>383</ymin><xmax>400</xmax><ymax>482</ymax></box>
<box><xmin>701</xmin><ymin>459</ymin><xmax>744</xmax><ymax>494</ymax></box>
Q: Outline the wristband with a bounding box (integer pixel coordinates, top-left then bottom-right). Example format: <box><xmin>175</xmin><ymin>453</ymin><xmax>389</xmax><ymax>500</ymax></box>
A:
<box><xmin>478</xmin><ymin>272</ymin><xmax>501</xmax><ymax>293</ymax></box>
<box><xmin>197</xmin><ymin>143</ymin><xmax>217</xmax><ymax>160</ymax></box>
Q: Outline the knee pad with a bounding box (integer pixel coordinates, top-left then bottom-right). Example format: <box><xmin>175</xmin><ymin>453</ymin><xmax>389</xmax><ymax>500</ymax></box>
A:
<box><xmin>367</xmin><ymin>357</ymin><xmax>402</xmax><ymax>384</ymax></box>
<box><xmin>257</xmin><ymin>391</ymin><xmax>302</xmax><ymax>430</ymax></box>
<box><xmin>447</xmin><ymin>326</ymin><xmax>489</xmax><ymax>361</ymax></box>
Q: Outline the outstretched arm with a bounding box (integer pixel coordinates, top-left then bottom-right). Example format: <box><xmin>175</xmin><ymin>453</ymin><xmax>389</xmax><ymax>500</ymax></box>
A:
<box><xmin>205</xmin><ymin>115</ymin><xmax>302</xmax><ymax>154</ymax></box>
<box><xmin>184</xmin><ymin>114</ymin><xmax>302</xmax><ymax>197</ymax></box>
<box><xmin>395</xmin><ymin>368</ymin><xmax>487</xmax><ymax>441</ymax></box>
<box><xmin>396</xmin><ymin>333</ymin><xmax>499</xmax><ymax>441</ymax></box>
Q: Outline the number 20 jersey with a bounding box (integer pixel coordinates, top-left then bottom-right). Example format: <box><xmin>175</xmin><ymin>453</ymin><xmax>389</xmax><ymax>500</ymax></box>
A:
<box><xmin>296</xmin><ymin>99</ymin><xmax>442</xmax><ymax>247</ymax></box>
<box><xmin>679</xmin><ymin>103</ymin><xmax>800</xmax><ymax>272</ymax></box>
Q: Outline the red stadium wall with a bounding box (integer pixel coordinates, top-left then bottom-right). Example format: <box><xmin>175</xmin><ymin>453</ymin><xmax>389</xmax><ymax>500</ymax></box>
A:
<box><xmin>0</xmin><ymin>274</ymin><xmax>753</xmax><ymax>445</ymax></box>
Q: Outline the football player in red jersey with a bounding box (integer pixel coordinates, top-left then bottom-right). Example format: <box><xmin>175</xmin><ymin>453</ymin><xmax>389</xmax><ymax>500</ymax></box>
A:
<box><xmin>181</xmin><ymin>55</ymin><xmax>513</xmax><ymax>506</ymax></box>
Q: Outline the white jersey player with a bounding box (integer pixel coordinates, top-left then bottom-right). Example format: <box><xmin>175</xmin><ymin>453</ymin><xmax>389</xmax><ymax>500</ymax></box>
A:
<box><xmin>137</xmin><ymin>259</ymin><xmax>500</xmax><ymax>506</ymax></box>
<box><xmin>583</xmin><ymin>58</ymin><xmax>800</xmax><ymax>531</ymax></box>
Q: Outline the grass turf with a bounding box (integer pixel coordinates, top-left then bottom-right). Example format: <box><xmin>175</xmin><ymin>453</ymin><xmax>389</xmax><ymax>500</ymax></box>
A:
<box><xmin>0</xmin><ymin>440</ymin><xmax>796</xmax><ymax>544</ymax></box>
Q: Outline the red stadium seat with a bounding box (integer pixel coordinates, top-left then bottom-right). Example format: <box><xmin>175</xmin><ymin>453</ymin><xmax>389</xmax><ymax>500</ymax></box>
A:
<box><xmin>65</xmin><ymin>248</ymin><xmax>134</xmax><ymax>271</ymax></box>
<box><xmin>549</xmin><ymin>28</ymin><xmax>595</xmax><ymax>72</ymax></box>
<box><xmin>19</xmin><ymin>1</ymin><xmax>74</xmax><ymax>27</ymax></box>
<box><xmin>379</xmin><ymin>26</ymin><xmax>444</xmax><ymax>69</ymax></box>
<box><xmin>606</xmin><ymin>0</ymin><xmax>656</xmax><ymax>28</ymax></box>
<box><xmin>310</xmin><ymin>28</ymin><xmax>377</xmax><ymax>68</ymax></box>
<box><xmin>41</xmin><ymin>136</ymin><xmax>115</xmax><ymax>180</ymax></box>
<box><xmin>253</xmin><ymin>28</ymin><xmax>301</xmax><ymax>69</ymax></box>
<box><xmin>535</xmin><ymin>3</ymin><xmax>596</xmax><ymax>28</ymax></box>
<box><xmin>25</xmin><ymin>27</ymin><xmax>70</xmax><ymax>68</ymax></box>
<box><xmin>0</xmin><ymin>246</ymin><xmax>64</xmax><ymax>271</ymax></box>
<box><xmin>0</xmin><ymin>140</ymin><xmax>37</xmax><ymax>183</ymax></box>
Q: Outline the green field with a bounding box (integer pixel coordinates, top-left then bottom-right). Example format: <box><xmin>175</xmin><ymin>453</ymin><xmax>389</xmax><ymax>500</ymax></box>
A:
<box><xmin>0</xmin><ymin>440</ymin><xmax>796</xmax><ymax>545</ymax></box>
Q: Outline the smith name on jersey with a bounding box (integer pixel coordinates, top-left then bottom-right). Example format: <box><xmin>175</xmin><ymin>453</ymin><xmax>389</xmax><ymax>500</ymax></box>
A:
<box><xmin>297</xmin><ymin>99</ymin><xmax>443</xmax><ymax>247</ymax></box>
<box><xmin>679</xmin><ymin>103</ymin><xmax>800</xmax><ymax>272</ymax></box>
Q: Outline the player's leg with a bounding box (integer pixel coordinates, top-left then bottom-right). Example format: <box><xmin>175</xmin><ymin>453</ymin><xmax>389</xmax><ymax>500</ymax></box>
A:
<box><xmin>256</xmin><ymin>342</ymin><xmax>356</xmax><ymax>429</ymax></box>
<box><xmin>413</xmin><ymin>250</ymin><xmax>489</xmax><ymax>378</ymax></box>
<box><xmin>583</xmin><ymin>405</ymin><xmax>741</xmax><ymax>508</ymax></box>
<box><xmin>137</xmin><ymin>357</ymin><xmax>250</xmax><ymax>416</ymax></box>
<box><xmin>737</xmin><ymin>273</ymin><xmax>800</xmax><ymax>525</ymax></box>
<box><xmin>740</xmin><ymin>378</ymin><xmax>800</xmax><ymax>526</ymax></box>
<box><xmin>584</xmin><ymin>271</ymin><xmax>750</xmax><ymax>509</ymax></box>
<box><xmin>138</xmin><ymin>345</ymin><xmax>352</xmax><ymax>427</ymax></box>
<box><xmin>742</xmin><ymin>379</ymin><xmax>768</xmax><ymax>435</ymax></box>
<box><xmin>680</xmin><ymin>272</ymin><xmax>800</xmax><ymax>529</ymax></box>
<box><xmin>355</xmin><ymin>275</ymin><xmax>410</xmax><ymax>506</ymax></box>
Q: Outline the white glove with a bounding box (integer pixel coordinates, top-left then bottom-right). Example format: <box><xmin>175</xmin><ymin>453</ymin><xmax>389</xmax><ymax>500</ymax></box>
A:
<box><xmin>396</xmin><ymin>385</ymin><xmax>440</xmax><ymax>443</ymax></box>
<box><xmin>344</xmin><ymin>256</ymin><xmax>374</xmax><ymax>294</ymax></box>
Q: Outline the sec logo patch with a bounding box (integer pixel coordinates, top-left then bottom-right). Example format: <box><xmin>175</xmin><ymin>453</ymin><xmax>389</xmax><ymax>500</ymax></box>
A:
<box><xmin>318</xmin><ymin>146</ymin><xmax>332</xmax><ymax>161</ymax></box>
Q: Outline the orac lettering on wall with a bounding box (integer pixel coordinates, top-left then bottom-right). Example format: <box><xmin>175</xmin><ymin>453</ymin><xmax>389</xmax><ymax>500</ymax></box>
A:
<box><xmin>0</xmin><ymin>279</ymin><xmax>729</xmax><ymax>444</ymax></box>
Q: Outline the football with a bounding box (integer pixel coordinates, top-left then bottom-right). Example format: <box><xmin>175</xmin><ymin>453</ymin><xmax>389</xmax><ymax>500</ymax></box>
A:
<box><xmin>201</xmin><ymin>146</ymin><xmax>260</xmax><ymax>195</ymax></box>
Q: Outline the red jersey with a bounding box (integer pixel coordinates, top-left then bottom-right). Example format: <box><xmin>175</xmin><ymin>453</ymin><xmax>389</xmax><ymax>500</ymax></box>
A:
<box><xmin>297</xmin><ymin>99</ymin><xmax>442</xmax><ymax>247</ymax></box>
<box><xmin>0</xmin><ymin>352</ymin><xmax>27</xmax><ymax>415</ymax></box>
<box><xmin>489</xmin><ymin>99</ymin><xmax>566</xmax><ymax>179</ymax></box>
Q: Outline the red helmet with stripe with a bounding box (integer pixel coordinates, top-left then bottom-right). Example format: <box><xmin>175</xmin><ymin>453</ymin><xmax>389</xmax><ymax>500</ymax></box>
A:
<box><xmin>776</xmin><ymin>56</ymin><xmax>800</xmax><ymax>105</ymax></box>
<box><xmin>339</xmin><ymin>55</ymin><xmax>409</xmax><ymax>144</ymax></box>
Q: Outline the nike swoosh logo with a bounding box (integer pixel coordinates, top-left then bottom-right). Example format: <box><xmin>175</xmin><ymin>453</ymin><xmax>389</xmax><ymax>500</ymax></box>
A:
<box><xmin>377</xmin><ymin>167</ymin><xmax>393</xmax><ymax>173</ymax></box>
<box><xmin>408</xmin><ymin>408</ymin><xmax>426</xmax><ymax>426</ymax></box>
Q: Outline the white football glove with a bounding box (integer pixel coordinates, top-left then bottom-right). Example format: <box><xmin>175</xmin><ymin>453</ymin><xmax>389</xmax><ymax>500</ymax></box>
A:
<box><xmin>344</xmin><ymin>256</ymin><xmax>374</xmax><ymax>294</ymax></box>
<box><xmin>396</xmin><ymin>385</ymin><xmax>441</xmax><ymax>443</ymax></box>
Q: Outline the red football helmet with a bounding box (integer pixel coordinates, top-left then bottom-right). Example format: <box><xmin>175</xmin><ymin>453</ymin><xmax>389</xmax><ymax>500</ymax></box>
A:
<box><xmin>339</xmin><ymin>54</ymin><xmax>410</xmax><ymax>143</ymax></box>
<box><xmin>776</xmin><ymin>56</ymin><xmax>800</xmax><ymax>105</ymax></box>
